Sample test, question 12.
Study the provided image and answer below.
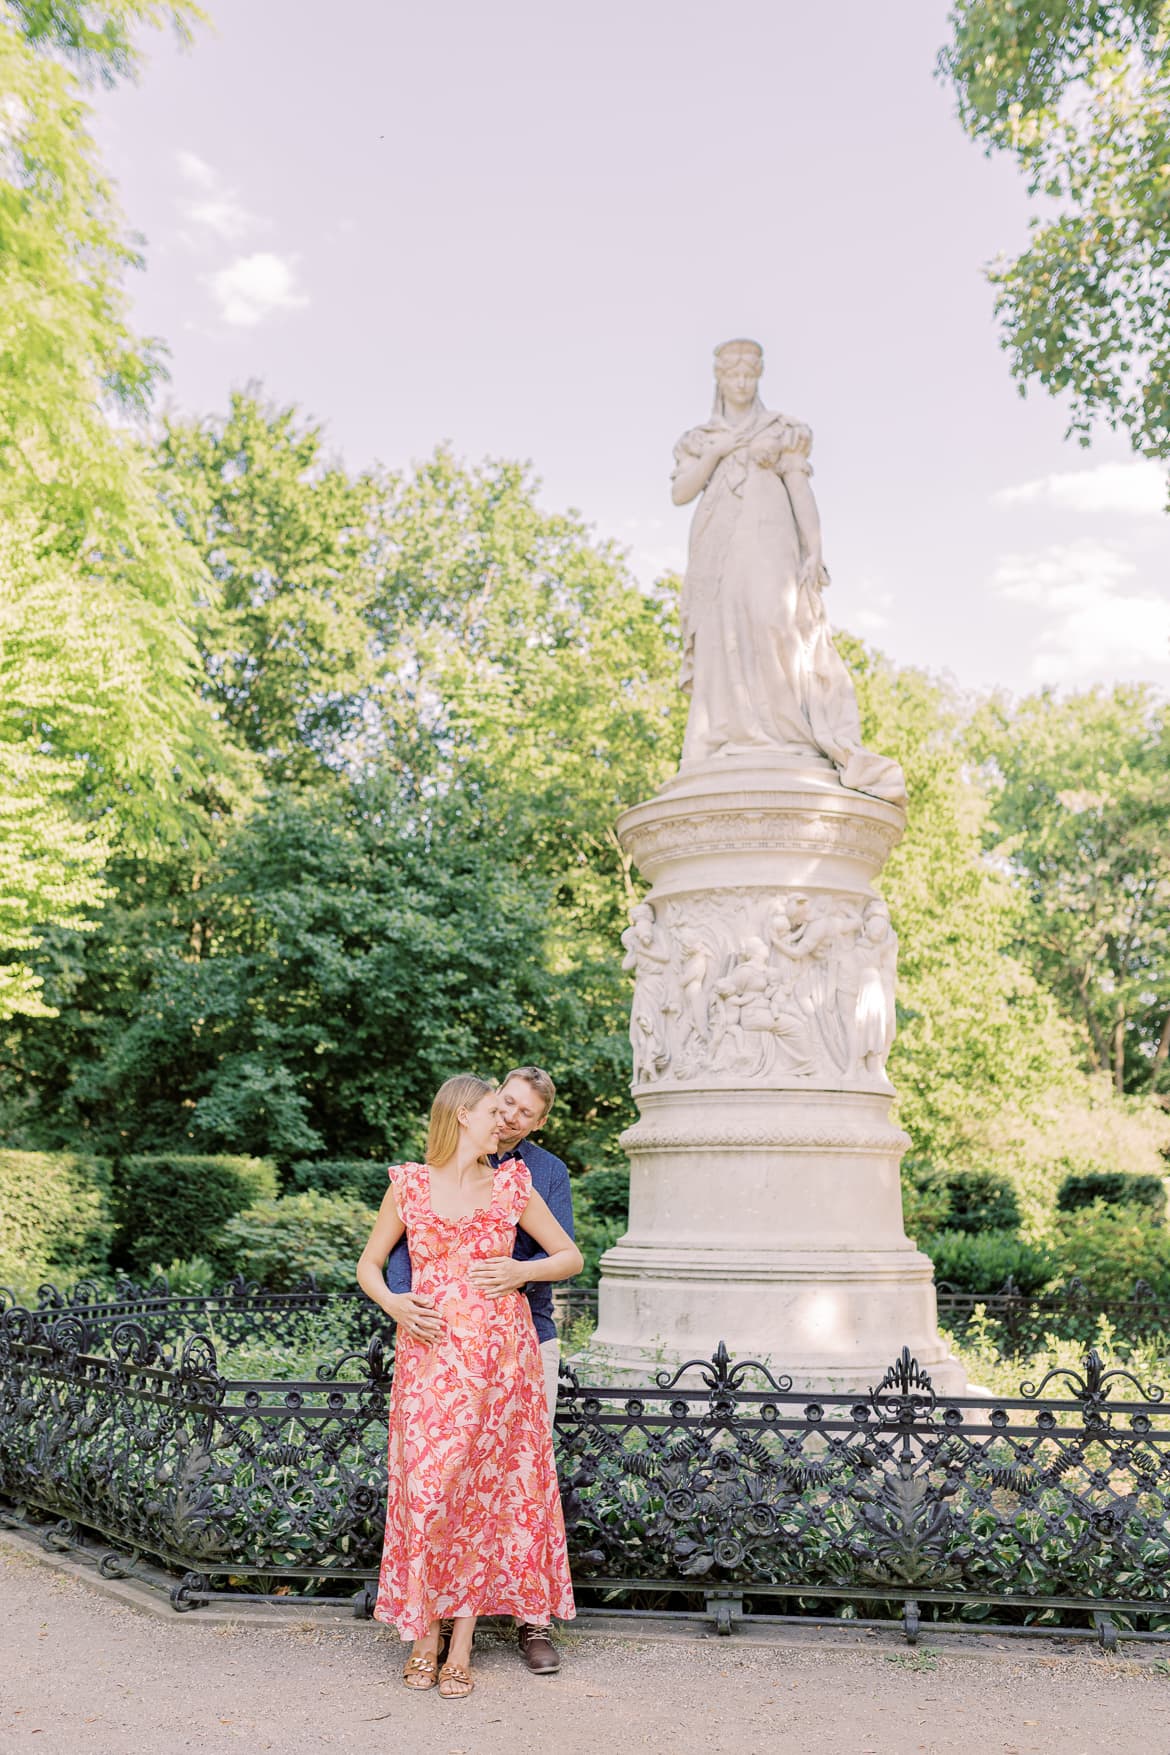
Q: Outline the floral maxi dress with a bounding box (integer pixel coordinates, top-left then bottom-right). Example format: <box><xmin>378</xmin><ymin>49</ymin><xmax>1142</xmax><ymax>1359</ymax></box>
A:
<box><xmin>373</xmin><ymin>1158</ymin><xmax>576</xmax><ymax>1639</ymax></box>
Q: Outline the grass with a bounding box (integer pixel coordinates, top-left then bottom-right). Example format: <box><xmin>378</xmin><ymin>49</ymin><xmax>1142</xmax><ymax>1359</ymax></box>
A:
<box><xmin>885</xmin><ymin>1648</ymin><xmax>940</xmax><ymax>1672</ymax></box>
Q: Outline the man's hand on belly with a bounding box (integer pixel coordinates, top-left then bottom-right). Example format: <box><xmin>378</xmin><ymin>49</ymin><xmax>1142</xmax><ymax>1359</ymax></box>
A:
<box><xmin>467</xmin><ymin>1256</ymin><xmax>528</xmax><ymax>1296</ymax></box>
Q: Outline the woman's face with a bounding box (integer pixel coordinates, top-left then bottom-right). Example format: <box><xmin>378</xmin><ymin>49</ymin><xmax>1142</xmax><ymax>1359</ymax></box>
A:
<box><xmin>717</xmin><ymin>358</ymin><xmax>760</xmax><ymax>408</ymax></box>
<box><xmin>462</xmin><ymin>1090</ymin><xmax>502</xmax><ymax>1157</ymax></box>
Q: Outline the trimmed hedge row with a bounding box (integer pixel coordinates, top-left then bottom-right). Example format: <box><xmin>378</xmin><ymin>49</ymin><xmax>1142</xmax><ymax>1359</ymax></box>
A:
<box><xmin>1056</xmin><ymin>1170</ymin><xmax>1167</xmax><ymax>1224</ymax></box>
<box><xmin>902</xmin><ymin>1163</ymin><xmax>1022</xmax><ymax>1235</ymax></box>
<box><xmin>286</xmin><ymin>1158</ymin><xmax>390</xmax><ymax>1207</ymax></box>
<box><xmin>111</xmin><ymin>1154</ymin><xmax>278</xmax><ymax>1275</ymax></box>
<box><xmin>923</xmin><ymin>1227</ymin><xmax>1056</xmax><ymax>1295</ymax></box>
<box><xmin>0</xmin><ymin>1151</ymin><xmax>114</xmax><ymax>1292</ymax></box>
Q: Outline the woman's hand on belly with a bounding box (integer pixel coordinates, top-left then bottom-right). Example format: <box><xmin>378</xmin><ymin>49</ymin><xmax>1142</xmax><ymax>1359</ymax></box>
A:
<box><xmin>466</xmin><ymin>1255</ymin><xmax>527</xmax><ymax>1297</ymax></box>
<box><xmin>385</xmin><ymin>1292</ymin><xmax>444</xmax><ymax>1343</ymax></box>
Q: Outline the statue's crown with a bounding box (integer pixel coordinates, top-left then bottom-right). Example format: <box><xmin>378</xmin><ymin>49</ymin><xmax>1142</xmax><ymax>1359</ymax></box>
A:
<box><xmin>714</xmin><ymin>337</ymin><xmax>763</xmax><ymax>368</ymax></box>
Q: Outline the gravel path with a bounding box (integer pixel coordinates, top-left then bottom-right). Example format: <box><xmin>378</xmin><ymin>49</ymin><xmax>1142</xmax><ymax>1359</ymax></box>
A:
<box><xmin>2</xmin><ymin>1546</ymin><xmax>1169</xmax><ymax>1755</ymax></box>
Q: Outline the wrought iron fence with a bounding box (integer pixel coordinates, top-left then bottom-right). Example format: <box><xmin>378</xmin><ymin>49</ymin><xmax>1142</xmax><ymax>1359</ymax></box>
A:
<box><xmin>19</xmin><ymin>1272</ymin><xmax>1170</xmax><ymax>1357</ymax></box>
<box><xmin>1</xmin><ymin>1282</ymin><xmax>1168</xmax><ymax>1643</ymax></box>
<box><xmin>933</xmin><ymin>1277</ymin><xmax>1170</xmax><ymax>1355</ymax></box>
<box><xmin>555</xmin><ymin>1279</ymin><xmax>1170</xmax><ymax>1356</ymax></box>
<box><xmin>21</xmin><ymin>1274</ymin><xmax>380</xmax><ymax>1351</ymax></box>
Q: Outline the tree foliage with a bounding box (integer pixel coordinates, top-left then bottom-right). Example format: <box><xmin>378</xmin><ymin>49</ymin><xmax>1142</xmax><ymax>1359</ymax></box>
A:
<box><xmin>0</xmin><ymin>5</ymin><xmax>234</xmax><ymax>1018</ymax></box>
<box><xmin>0</xmin><ymin>434</ymin><xmax>683</xmax><ymax>1170</ymax></box>
<box><xmin>972</xmin><ymin>684</ymin><xmax>1170</xmax><ymax>1093</ymax></box>
<box><xmin>7</xmin><ymin>1</ymin><xmax>203</xmax><ymax>84</ymax></box>
<box><xmin>1</xmin><ymin>371</ymin><xmax>1165</xmax><ymax>1229</ymax></box>
<box><xmin>156</xmin><ymin>393</ymin><xmax>386</xmax><ymax>781</ymax></box>
<box><xmin>844</xmin><ymin>639</ymin><xmax>1082</xmax><ymax>1178</ymax></box>
<box><xmin>942</xmin><ymin>2</ymin><xmax>1170</xmax><ymax>470</ymax></box>
<box><xmin>366</xmin><ymin>448</ymin><xmax>687</xmax><ymax>934</ymax></box>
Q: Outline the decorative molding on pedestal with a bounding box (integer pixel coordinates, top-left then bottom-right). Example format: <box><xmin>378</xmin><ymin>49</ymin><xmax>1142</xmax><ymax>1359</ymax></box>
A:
<box><xmin>620</xmin><ymin>1121</ymin><xmax>912</xmax><ymax>1154</ymax></box>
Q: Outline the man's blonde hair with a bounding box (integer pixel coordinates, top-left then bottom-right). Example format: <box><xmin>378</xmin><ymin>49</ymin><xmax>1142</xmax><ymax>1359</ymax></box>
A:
<box><xmin>425</xmin><ymin>1073</ymin><xmax>496</xmax><ymax>1167</ymax></box>
<box><xmin>502</xmin><ymin>1065</ymin><xmax>556</xmax><ymax>1121</ymax></box>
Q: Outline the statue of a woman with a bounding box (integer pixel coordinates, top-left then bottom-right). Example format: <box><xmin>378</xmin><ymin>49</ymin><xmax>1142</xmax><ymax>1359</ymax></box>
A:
<box><xmin>671</xmin><ymin>339</ymin><xmax>906</xmax><ymax>807</ymax></box>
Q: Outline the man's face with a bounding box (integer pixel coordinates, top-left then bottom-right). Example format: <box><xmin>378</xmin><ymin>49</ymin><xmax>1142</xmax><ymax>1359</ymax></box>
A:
<box><xmin>497</xmin><ymin>1077</ymin><xmax>547</xmax><ymax>1150</ymax></box>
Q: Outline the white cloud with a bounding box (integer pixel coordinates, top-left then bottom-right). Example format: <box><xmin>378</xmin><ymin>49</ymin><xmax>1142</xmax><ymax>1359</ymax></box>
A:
<box><xmin>176</xmin><ymin>149</ymin><xmax>217</xmax><ymax>191</ymax></box>
<box><xmin>994</xmin><ymin>459</ymin><xmax>1167</xmax><ymax>516</ymax></box>
<box><xmin>186</xmin><ymin>196</ymin><xmax>253</xmax><ymax>241</ymax></box>
<box><xmin>207</xmin><ymin>252</ymin><xmax>310</xmax><ymax>326</ymax></box>
<box><xmin>176</xmin><ymin>150</ymin><xmax>258</xmax><ymax>242</ymax></box>
<box><xmin>991</xmin><ymin>539</ymin><xmax>1170</xmax><ymax>684</ymax></box>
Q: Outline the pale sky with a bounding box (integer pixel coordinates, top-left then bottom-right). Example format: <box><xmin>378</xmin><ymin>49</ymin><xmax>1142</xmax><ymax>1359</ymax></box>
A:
<box><xmin>91</xmin><ymin>0</ymin><xmax>1170</xmax><ymax>698</ymax></box>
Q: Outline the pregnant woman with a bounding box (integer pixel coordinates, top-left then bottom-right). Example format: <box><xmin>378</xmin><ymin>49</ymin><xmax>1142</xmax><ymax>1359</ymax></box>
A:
<box><xmin>356</xmin><ymin>1074</ymin><xmax>581</xmax><ymax>1699</ymax></box>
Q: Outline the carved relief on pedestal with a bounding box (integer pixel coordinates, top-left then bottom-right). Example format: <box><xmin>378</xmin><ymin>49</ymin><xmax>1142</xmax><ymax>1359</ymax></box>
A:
<box><xmin>623</xmin><ymin>890</ymin><xmax>898</xmax><ymax>1090</ymax></box>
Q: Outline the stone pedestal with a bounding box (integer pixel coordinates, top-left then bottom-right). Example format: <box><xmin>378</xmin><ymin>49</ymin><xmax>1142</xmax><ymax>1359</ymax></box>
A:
<box><xmin>589</xmin><ymin>754</ymin><xmax>965</xmax><ymax>1393</ymax></box>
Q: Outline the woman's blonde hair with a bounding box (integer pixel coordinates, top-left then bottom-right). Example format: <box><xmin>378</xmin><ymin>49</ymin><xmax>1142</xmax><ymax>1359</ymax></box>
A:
<box><xmin>425</xmin><ymin>1073</ymin><xmax>496</xmax><ymax>1167</ymax></box>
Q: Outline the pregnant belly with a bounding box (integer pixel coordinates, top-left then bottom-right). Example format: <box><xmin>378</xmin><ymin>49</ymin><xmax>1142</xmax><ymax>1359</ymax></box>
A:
<box><xmin>421</xmin><ymin>1277</ymin><xmax>522</xmax><ymax>1341</ymax></box>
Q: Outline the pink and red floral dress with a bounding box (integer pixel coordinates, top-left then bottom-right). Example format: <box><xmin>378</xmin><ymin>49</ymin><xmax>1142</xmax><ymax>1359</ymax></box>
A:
<box><xmin>373</xmin><ymin>1158</ymin><xmax>576</xmax><ymax>1639</ymax></box>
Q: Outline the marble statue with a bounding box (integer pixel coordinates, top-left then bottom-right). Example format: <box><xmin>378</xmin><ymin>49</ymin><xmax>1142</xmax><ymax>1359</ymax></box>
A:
<box><xmin>671</xmin><ymin>338</ymin><xmax>906</xmax><ymax>808</ymax></box>
<box><xmin>853</xmin><ymin>899</ymin><xmax>898</xmax><ymax>1077</ymax></box>
<box><xmin>621</xmin><ymin>902</ymin><xmax>674</xmax><ymax>1085</ymax></box>
<box><xmin>591</xmin><ymin>340</ymin><xmax>964</xmax><ymax>1393</ymax></box>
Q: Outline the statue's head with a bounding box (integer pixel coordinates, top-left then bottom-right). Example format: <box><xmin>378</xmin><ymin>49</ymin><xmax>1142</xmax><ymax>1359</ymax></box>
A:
<box><xmin>713</xmin><ymin>338</ymin><xmax>764</xmax><ymax>415</ymax></box>
<box><xmin>864</xmin><ymin>900</ymin><xmax>891</xmax><ymax>942</ymax></box>
<box><xmin>765</xmin><ymin>903</ymin><xmax>790</xmax><ymax>946</ymax></box>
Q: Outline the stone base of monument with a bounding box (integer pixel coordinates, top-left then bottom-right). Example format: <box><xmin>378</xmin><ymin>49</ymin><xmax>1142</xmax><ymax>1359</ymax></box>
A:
<box><xmin>585</xmin><ymin>756</ymin><xmax>967</xmax><ymax>1396</ymax></box>
<box><xmin>585</xmin><ymin>1089</ymin><xmax>967</xmax><ymax>1393</ymax></box>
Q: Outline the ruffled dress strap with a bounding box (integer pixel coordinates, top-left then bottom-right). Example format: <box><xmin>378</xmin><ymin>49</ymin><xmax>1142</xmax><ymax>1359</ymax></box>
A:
<box><xmin>387</xmin><ymin>1161</ymin><xmax>423</xmax><ymax>1226</ymax></box>
<box><xmin>495</xmin><ymin>1156</ymin><xmax>533</xmax><ymax>1224</ymax></box>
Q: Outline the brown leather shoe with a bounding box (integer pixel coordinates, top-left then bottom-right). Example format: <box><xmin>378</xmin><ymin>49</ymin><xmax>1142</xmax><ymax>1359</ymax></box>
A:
<box><xmin>518</xmin><ymin>1622</ymin><xmax>561</xmax><ymax>1674</ymax></box>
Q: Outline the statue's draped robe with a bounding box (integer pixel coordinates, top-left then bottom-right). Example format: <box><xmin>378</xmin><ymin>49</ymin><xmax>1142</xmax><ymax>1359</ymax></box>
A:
<box><xmin>674</xmin><ymin>410</ymin><xmax>906</xmax><ymax>807</ymax></box>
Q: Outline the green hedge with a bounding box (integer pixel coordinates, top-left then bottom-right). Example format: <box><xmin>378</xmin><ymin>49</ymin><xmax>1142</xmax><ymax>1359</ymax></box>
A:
<box><xmin>112</xmin><ymin>1154</ymin><xmax>277</xmax><ymax>1275</ymax></box>
<box><xmin>904</xmin><ymin>1164</ymin><xmax>1021</xmax><ymax>1234</ymax></box>
<box><xmin>215</xmin><ymin>1191</ymin><xmax>377</xmax><ymax>1292</ymax></box>
<box><xmin>1053</xmin><ymin>1203</ymin><xmax>1170</xmax><ymax>1302</ymax></box>
<box><xmin>0</xmin><ymin>1151</ymin><xmax>113</xmax><ymax>1293</ymax></box>
<box><xmin>573</xmin><ymin>1168</ymin><xmax>629</xmax><ymax>1288</ymax></box>
<box><xmin>1056</xmin><ymin>1171</ymin><xmax>1167</xmax><ymax>1225</ymax></box>
<box><xmin>286</xmin><ymin>1158</ymin><xmax>390</xmax><ymax>1207</ymax></box>
<box><xmin>923</xmin><ymin>1228</ymin><xmax>1057</xmax><ymax>1295</ymax></box>
<box><xmin>576</xmin><ymin>1167</ymin><xmax>630</xmax><ymax>1224</ymax></box>
<box><xmin>937</xmin><ymin>1169</ymin><xmax>1021</xmax><ymax>1234</ymax></box>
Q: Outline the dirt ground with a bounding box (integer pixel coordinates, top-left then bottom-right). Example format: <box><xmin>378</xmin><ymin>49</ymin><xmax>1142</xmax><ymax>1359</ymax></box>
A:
<box><xmin>2</xmin><ymin>1544</ymin><xmax>1169</xmax><ymax>1755</ymax></box>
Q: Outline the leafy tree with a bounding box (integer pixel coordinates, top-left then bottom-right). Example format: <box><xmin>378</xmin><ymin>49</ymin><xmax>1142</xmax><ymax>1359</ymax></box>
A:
<box><xmin>15</xmin><ymin>789</ymin><xmax>624</xmax><ymax>1167</ymax></box>
<box><xmin>7</xmin><ymin>2</ymin><xmax>202</xmax><ymax>84</ymax></box>
<box><xmin>367</xmin><ymin>450</ymin><xmax>687</xmax><ymax>934</ymax></box>
<box><xmin>971</xmin><ymin>684</ymin><xmax>1170</xmax><ymax>1094</ymax></box>
<box><xmin>156</xmin><ymin>392</ymin><xmax>386</xmax><ymax>781</ymax></box>
<box><xmin>0</xmin><ymin>3</ymin><xmax>232</xmax><ymax>1018</ymax></box>
<box><xmin>941</xmin><ymin>2</ymin><xmax>1170</xmax><ymax>470</ymax></box>
<box><xmin>851</xmin><ymin>646</ymin><xmax>1170</xmax><ymax>1222</ymax></box>
<box><xmin>1</xmin><ymin>441</ymin><xmax>681</xmax><ymax>1166</ymax></box>
<box><xmin>844</xmin><ymin>640</ymin><xmax>1081</xmax><ymax>1169</ymax></box>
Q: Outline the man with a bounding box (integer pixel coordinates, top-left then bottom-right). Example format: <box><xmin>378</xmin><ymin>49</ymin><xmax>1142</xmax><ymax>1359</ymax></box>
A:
<box><xmin>385</xmin><ymin>1063</ymin><xmax>575</xmax><ymax>1676</ymax></box>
